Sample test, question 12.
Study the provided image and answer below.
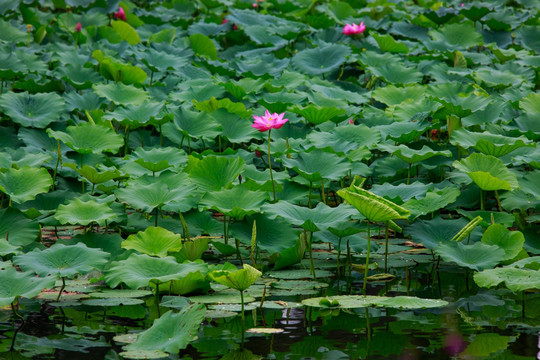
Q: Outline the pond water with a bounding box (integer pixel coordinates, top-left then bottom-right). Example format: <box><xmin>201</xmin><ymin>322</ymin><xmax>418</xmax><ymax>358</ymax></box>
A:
<box><xmin>1</xmin><ymin>257</ymin><xmax>539</xmax><ymax>360</ymax></box>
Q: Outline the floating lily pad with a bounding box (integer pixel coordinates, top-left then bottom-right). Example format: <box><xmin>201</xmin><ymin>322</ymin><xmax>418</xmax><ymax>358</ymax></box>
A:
<box><xmin>246</xmin><ymin>327</ymin><xmax>284</xmax><ymax>334</ymax></box>
<box><xmin>265</xmin><ymin>269</ymin><xmax>334</xmax><ymax>280</ymax></box>
<box><xmin>89</xmin><ymin>289</ymin><xmax>152</xmax><ymax>298</ymax></box>
<box><xmin>82</xmin><ymin>298</ymin><xmax>144</xmax><ymax>307</ymax></box>
<box><xmin>302</xmin><ymin>295</ymin><xmax>447</xmax><ymax>309</ymax></box>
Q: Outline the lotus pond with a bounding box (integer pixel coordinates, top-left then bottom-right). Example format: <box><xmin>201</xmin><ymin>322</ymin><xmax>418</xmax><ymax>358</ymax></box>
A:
<box><xmin>0</xmin><ymin>0</ymin><xmax>539</xmax><ymax>358</ymax></box>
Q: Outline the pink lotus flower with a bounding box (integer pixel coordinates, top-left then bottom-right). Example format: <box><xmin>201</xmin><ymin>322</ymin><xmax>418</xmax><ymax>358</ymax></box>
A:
<box><xmin>222</xmin><ymin>18</ymin><xmax>229</xmax><ymax>24</ymax></box>
<box><xmin>343</xmin><ymin>22</ymin><xmax>366</xmax><ymax>35</ymax></box>
<box><xmin>114</xmin><ymin>7</ymin><xmax>126</xmax><ymax>21</ymax></box>
<box><xmin>74</xmin><ymin>22</ymin><xmax>82</xmax><ymax>32</ymax></box>
<box><xmin>252</xmin><ymin>110</ymin><xmax>289</xmax><ymax>132</ymax></box>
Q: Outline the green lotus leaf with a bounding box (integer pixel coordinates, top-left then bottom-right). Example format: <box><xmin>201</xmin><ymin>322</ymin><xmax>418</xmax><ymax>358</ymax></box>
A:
<box><xmin>110</xmin><ymin>20</ymin><xmax>140</xmax><ymax>45</ymax></box>
<box><xmin>403</xmin><ymin>187</ymin><xmax>460</xmax><ymax>219</ymax></box>
<box><xmin>373</xmin><ymin>33</ymin><xmax>409</xmax><ymax>54</ymax></box>
<box><xmin>230</xmin><ymin>213</ymin><xmax>298</xmax><ymax>254</ymax></box>
<box><xmin>428</xmin><ymin>82</ymin><xmax>491</xmax><ymax>118</ymax></box>
<box><xmin>103</xmin><ymin>101</ymin><xmax>163</xmax><ymax>128</ymax></box>
<box><xmin>0</xmin><ymin>19</ymin><xmax>27</xmax><ymax>43</ymax></box>
<box><xmin>0</xmin><ymin>207</ymin><xmax>40</xmax><ymax>246</ymax></box>
<box><xmin>436</xmin><ymin>242</ymin><xmax>505</xmax><ymax>271</ymax></box>
<box><xmin>404</xmin><ymin>216</ymin><xmax>482</xmax><ymax>250</ymax></box>
<box><xmin>0</xmin><ymin>91</ymin><xmax>65</xmax><ymax>128</ymax></box>
<box><xmin>13</xmin><ymin>243</ymin><xmax>109</xmax><ymax>278</ymax></box>
<box><xmin>501</xmin><ymin>170</ymin><xmax>540</xmax><ymax>211</ymax></box>
<box><xmin>371</xmin><ymin>181</ymin><xmax>430</xmax><ymax>204</ymax></box>
<box><xmin>122</xmin><ymin>226</ymin><xmax>182</xmax><ymax>258</ymax></box>
<box><xmin>189</xmin><ymin>33</ymin><xmax>218</xmax><ymax>60</ymax></box>
<box><xmin>0</xmin><ymin>166</ymin><xmax>52</xmax><ymax>204</ymax></box>
<box><xmin>47</xmin><ymin>123</ymin><xmax>124</xmax><ymax>154</ymax></box>
<box><xmin>263</xmin><ymin>201</ymin><xmax>357</xmax><ymax>232</ymax></box>
<box><xmin>292</xmin><ymin>44</ymin><xmax>351</xmax><ymax>76</ymax></box>
<box><xmin>105</xmin><ymin>253</ymin><xmax>208</xmax><ymax>289</ymax></box>
<box><xmin>93</xmin><ymin>82</ymin><xmax>149</xmax><ymax>106</ymax></box>
<box><xmin>163</xmin><ymin>107</ymin><xmax>221</xmax><ymax>140</ymax></box>
<box><xmin>92</xmin><ymin>49</ymin><xmax>146</xmax><ymax>84</ymax></box>
<box><xmin>474</xmin><ymin>267</ymin><xmax>540</xmax><ymax>292</ymax></box>
<box><xmin>212</xmin><ymin>109</ymin><xmax>261</xmax><ymax>144</ymax></box>
<box><xmin>292</xmin><ymin>105</ymin><xmax>347</xmax><ymax>125</ymax></box>
<box><xmin>174</xmin><ymin>238</ymin><xmax>209</xmax><ymax>262</ymax></box>
<box><xmin>199</xmin><ymin>186</ymin><xmax>267</xmax><ymax>219</ymax></box>
<box><xmin>209</xmin><ymin>264</ymin><xmax>262</xmax><ymax>291</ymax></box>
<box><xmin>307</xmin><ymin>125</ymin><xmax>381</xmax><ymax>154</ymax></box>
<box><xmin>481</xmin><ymin>224</ymin><xmax>524</xmax><ymax>261</ymax></box>
<box><xmin>367</xmin><ymin>62</ymin><xmax>423</xmax><ymax>85</ymax></box>
<box><xmin>186</xmin><ymin>155</ymin><xmax>245</xmax><ymax>192</ymax></box>
<box><xmin>194</xmin><ymin>97</ymin><xmax>250</xmax><ymax>118</ymax></box>
<box><xmin>371</xmin><ymin>84</ymin><xmax>425</xmax><ymax>106</ymax></box>
<box><xmin>60</xmin><ymin>64</ymin><xmax>102</xmax><ymax>90</ymax></box>
<box><xmin>123</xmin><ymin>305</ymin><xmax>206</xmax><ymax>355</ymax></box>
<box><xmin>282</xmin><ymin>149</ymin><xmax>350</xmax><ymax>182</ymax></box>
<box><xmin>519</xmin><ymin>92</ymin><xmax>540</xmax><ymax>115</ymax></box>
<box><xmin>450</xmin><ymin>128</ymin><xmax>533</xmax><ymax>157</ymax></box>
<box><xmin>378</xmin><ymin>144</ymin><xmax>452</xmax><ymax>164</ymax></box>
<box><xmin>453</xmin><ymin>153</ymin><xmax>519</xmax><ymax>191</ymax></box>
<box><xmin>55</xmin><ymin>197</ymin><xmax>117</xmax><ymax>226</ymax></box>
<box><xmin>0</xmin><ymin>238</ymin><xmax>19</xmax><ymax>256</ymax></box>
<box><xmin>164</xmin><ymin>270</ymin><xmax>210</xmax><ymax>295</ymax></box>
<box><xmin>472</xmin><ymin>67</ymin><xmax>526</xmax><ymax>89</ymax></box>
<box><xmin>115</xmin><ymin>175</ymin><xmax>196</xmax><ymax>214</ymax></box>
<box><xmin>426</xmin><ymin>21</ymin><xmax>483</xmax><ymax>50</ymax></box>
<box><xmin>302</xmin><ymin>295</ymin><xmax>447</xmax><ymax>309</ymax></box>
<box><xmin>131</xmin><ymin>147</ymin><xmax>187</xmax><ymax>173</ymax></box>
<box><xmin>74</xmin><ymin>165</ymin><xmax>122</xmax><ymax>186</ymax></box>
<box><xmin>337</xmin><ymin>184</ymin><xmax>410</xmax><ymax>223</ymax></box>
<box><xmin>0</xmin><ymin>266</ymin><xmax>56</xmax><ymax>307</ymax></box>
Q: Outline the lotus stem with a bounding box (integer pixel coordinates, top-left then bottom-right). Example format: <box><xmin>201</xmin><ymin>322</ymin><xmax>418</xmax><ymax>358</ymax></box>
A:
<box><xmin>308</xmin><ymin>231</ymin><xmax>316</xmax><ymax>280</ymax></box>
<box><xmin>159</xmin><ymin>124</ymin><xmax>163</xmax><ymax>147</ymax></box>
<box><xmin>124</xmin><ymin>125</ymin><xmax>130</xmax><ymax>156</ymax></box>
<box><xmin>522</xmin><ymin>290</ymin><xmax>525</xmax><ymax>318</ymax></box>
<box><xmin>53</xmin><ymin>140</ymin><xmax>62</xmax><ymax>190</ymax></box>
<box><xmin>80</xmin><ymin>154</ymin><xmax>85</xmax><ymax>193</ymax></box>
<box><xmin>407</xmin><ymin>163</ymin><xmax>411</xmax><ymax>185</ymax></box>
<box><xmin>155</xmin><ymin>282</ymin><xmax>161</xmax><ymax>317</ymax></box>
<box><xmin>494</xmin><ymin>190</ymin><xmax>502</xmax><ymax>212</ymax></box>
<box><xmin>321</xmin><ymin>178</ymin><xmax>326</xmax><ymax>205</ymax></box>
<box><xmin>240</xmin><ymin>290</ymin><xmax>245</xmax><ymax>329</ymax></box>
<box><xmin>363</xmin><ymin>221</ymin><xmax>371</xmax><ymax>295</ymax></box>
<box><xmin>384</xmin><ymin>221</ymin><xmax>389</xmax><ymax>273</ymax></box>
<box><xmin>308</xmin><ymin>181</ymin><xmax>312</xmax><ymax>208</ymax></box>
<box><xmin>347</xmin><ymin>238</ymin><xmax>352</xmax><ymax>279</ymax></box>
<box><xmin>235</xmin><ymin>238</ymin><xmax>243</xmax><ymax>265</ymax></box>
<box><xmin>56</xmin><ymin>277</ymin><xmax>66</xmax><ymax>302</ymax></box>
<box><xmin>223</xmin><ymin>215</ymin><xmax>228</xmax><ymax>245</ymax></box>
<box><xmin>10</xmin><ymin>301</ymin><xmax>25</xmax><ymax>352</ymax></box>
<box><xmin>336</xmin><ymin>237</ymin><xmax>342</xmax><ymax>276</ymax></box>
<box><xmin>480</xmin><ymin>189</ymin><xmax>484</xmax><ymax>210</ymax></box>
<box><xmin>267</xmin><ymin>130</ymin><xmax>276</xmax><ymax>202</ymax></box>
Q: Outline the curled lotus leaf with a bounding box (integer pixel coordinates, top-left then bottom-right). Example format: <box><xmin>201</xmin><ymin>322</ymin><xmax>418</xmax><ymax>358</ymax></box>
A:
<box><xmin>337</xmin><ymin>184</ymin><xmax>410</xmax><ymax>222</ymax></box>
<box><xmin>453</xmin><ymin>153</ymin><xmax>519</xmax><ymax>191</ymax></box>
<box><xmin>209</xmin><ymin>264</ymin><xmax>262</xmax><ymax>291</ymax></box>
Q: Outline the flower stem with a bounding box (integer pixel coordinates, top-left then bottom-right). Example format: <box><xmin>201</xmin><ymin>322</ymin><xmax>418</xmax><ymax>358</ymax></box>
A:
<box><xmin>268</xmin><ymin>130</ymin><xmax>276</xmax><ymax>202</ymax></box>
<box><xmin>363</xmin><ymin>221</ymin><xmax>371</xmax><ymax>295</ymax></box>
